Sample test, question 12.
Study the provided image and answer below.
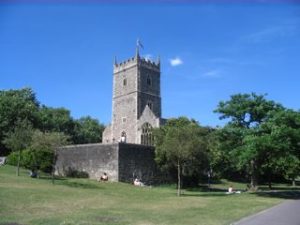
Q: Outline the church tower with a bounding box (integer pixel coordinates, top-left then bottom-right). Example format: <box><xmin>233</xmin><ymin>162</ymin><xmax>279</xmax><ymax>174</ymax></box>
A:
<box><xmin>102</xmin><ymin>44</ymin><xmax>164</xmax><ymax>145</ymax></box>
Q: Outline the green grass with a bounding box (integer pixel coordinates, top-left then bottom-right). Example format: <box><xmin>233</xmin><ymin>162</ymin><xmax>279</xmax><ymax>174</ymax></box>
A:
<box><xmin>0</xmin><ymin>165</ymin><xmax>291</xmax><ymax>225</ymax></box>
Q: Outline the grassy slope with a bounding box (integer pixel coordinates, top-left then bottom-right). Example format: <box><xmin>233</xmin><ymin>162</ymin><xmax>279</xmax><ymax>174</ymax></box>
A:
<box><xmin>0</xmin><ymin>165</ymin><xmax>283</xmax><ymax>225</ymax></box>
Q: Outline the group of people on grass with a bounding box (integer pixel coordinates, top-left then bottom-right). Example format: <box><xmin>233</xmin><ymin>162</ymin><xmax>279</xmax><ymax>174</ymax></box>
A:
<box><xmin>98</xmin><ymin>172</ymin><xmax>145</xmax><ymax>187</ymax></box>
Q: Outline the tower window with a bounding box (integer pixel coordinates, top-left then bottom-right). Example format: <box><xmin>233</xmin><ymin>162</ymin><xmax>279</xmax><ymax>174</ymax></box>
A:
<box><xmin>121</xmin><ymin>131</ymin><xmax>126</xmax><ymax>143</ymax></box>
<box><xmin>122</xmin><ymin>117</ymin><xmax>127</xmax><ymax>123</ymax></box>
<box><xmin>141</xmin><ymin>123</ymin><xmax>153</xmax><ymax>146</ymax></box>
<box><xmin>147</xmin><ymin>75</ymin><xmax>152</xmax><ymax>86</ymax></box>
<box><xmin>147</xmin><ymin>101</ymin><xmax>153</xmax><ymax>110</ymax></box>
<box><xmin>123</xmin><ymin>78</ymin><xmax>127</xmax><ymax>86</ymax></box>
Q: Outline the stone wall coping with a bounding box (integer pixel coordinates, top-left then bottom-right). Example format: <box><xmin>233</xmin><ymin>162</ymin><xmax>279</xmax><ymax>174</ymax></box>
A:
<box><xmin>59</xmin><ymin>142</ymin><xmax>155</xmax><ymax>150</ymax></box>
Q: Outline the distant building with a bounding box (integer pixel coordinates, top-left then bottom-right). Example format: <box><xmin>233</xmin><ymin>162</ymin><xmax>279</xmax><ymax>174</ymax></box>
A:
<box><xmin>103</xmin><ymin>46</ymin><xmax>165</xmax><ymax>145</ymax></box>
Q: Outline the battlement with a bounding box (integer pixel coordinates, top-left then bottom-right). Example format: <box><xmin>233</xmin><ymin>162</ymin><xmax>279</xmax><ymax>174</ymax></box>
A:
<box><xmin>113</xmin><ymin>55</ymin><xmax>160</xmax><ymax>74</ymax></box>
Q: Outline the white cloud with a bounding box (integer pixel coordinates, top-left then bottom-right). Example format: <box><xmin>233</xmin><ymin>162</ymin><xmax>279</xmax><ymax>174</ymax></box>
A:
<box><xmin>245</xmin><ymin>25</ymin><xmax>297</xmax><ymax>43</ymax></box>
<box><xmin>169</xmin><ymin>57</ymin><xmax>183</xmax><ymax>66</ymax></box>
<box><xmin>202</xmin><ymin>70</ymin><xmax>221</xmax><ymax>78</ymax></box>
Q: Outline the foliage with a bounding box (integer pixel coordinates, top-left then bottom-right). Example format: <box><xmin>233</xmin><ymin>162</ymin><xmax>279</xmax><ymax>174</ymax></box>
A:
<box><xmin>73</xmin><ymin>116</ymin><xmax>105</xmax><ymax>144</ymax></box>
<box><xmin>6</xmin><ymin>148</ymin><xmax>54</xmax><ymax>173</ymax></box>
<box><xmin>214</xmin><ymin>93</ymin><xmax>300</xmax><ymax>189</ymax></box>
<box><xmin>154</xmin><ymin>117</ymin><xmax>210</xmax><ymax>195</ymax></box>
<box><xmin>6</xmin><ymin>151</ymin><xmax>23</xmax><ymax>167</ymax></box>
<box><xmin>38</xmin><ymin>106</ymin><xmax>75</xmax><ymax>137</ymax></box>
<box><xmin>0</xmin><ymin>88</ymin><xmax>39</xmax><ymax>155</ymax></box>
<box><xmin>2</xmin><ymin>120</ymin><xmax>34</xmax><ymax>176</ymax></box>
<box><xmin>0</xmin><ymin>88</ymin><xmax>106</xmax><ymax>156</ymax></box>
<box><xmin>65</xmin><ymin>168</ymin><xmax>89</xmax><ymax>178</ymax></box>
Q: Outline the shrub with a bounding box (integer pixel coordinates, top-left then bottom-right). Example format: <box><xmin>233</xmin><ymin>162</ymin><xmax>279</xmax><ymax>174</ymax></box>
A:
<box><xmin>6</xmin><ymin>148</ymin><xmax>53</xmax><ymax>173</ymax></box>
<box><xmin>65</xmin><ymin>168</ymin><xmax>89</xmax><ymax>178</ymax></box>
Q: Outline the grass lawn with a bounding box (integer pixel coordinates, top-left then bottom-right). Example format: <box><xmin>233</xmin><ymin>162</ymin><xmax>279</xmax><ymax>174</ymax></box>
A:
<box><xmin>0</xmin><ymin>165</ymin><xmax>293</xmax><ymax>225</ymax></box>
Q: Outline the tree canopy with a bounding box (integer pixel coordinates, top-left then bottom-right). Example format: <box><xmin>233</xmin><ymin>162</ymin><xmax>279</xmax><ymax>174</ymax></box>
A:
<box><xmin>154</xmin><ymin>117</ymin><xmax>210</xmax><ymax>196</ymax></box>
<box><xmin>0</xmin><ymin>88</ymin><xmax>105</xmax><ymax>156</ymax></box>
<box><xmin>214</xmin><ymin>93</ymin><xmax>300</xmax><ymax>189</ymax></box>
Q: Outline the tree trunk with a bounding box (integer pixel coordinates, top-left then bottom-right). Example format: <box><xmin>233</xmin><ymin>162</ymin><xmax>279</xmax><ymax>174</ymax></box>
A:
<box><xmin>177</xmin><ymin>160</ymin><xmax>181</xmax><ymax>197</ymax></box>
<box><xmin>52</xmin><ymin>151</ymin><xmax>56</xmax><ymax>185</ymax></box>
<box><xmin>16</xmin><ymin>149</ymin><xmax>21</xmax><ymax>176</ymax></box>
<box><xmin>292</xmin><ymin>178</ymin><xmax>296</xmax><ymax>187</ymax></box>
<box><xmin>250</xmin><ymin>159</ymin><xmax>258</xmax><ymax>191</ymax></box>
<box><xmin>268</xmin><ymin>173</ymin><xmax>272</xmax><ymax>189</ymax></box>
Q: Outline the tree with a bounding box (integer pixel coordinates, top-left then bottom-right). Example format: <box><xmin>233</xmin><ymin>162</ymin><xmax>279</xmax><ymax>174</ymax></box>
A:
<box><xmin>38</xmin><ymin>106</ymin><xmax>75</xmax><ymax>138</ymax></box>
<box><xmin>73</xmin><ymin>116</ymin><xmax>105</xmax><ymax>144</ymax></box>
<box><xmin>154</xmin><ymin>117</ymin><xmax>209</xmax><ymax>196</ymax></box>
<box><xmin>30</xmin><ymin>130</ymin><xmax>69</xmax><ymax>183</ymax></box>
<box><xmin>2</xmin><ymin>120</ymin><xmax>33</xmax><ymax>176</ymax></box>
<box><xmin>215</xmin><ymin>93</ymin><xmax>283</xmax><ymax>190</ymax></box>
<box><xmin>259</xmin><ymin>109</ymin><xmax>300</xmax><ymax>186</ymax></box>
<box><xmin>0</xmin><ymin>88</ymin><xmax>39</xmax><ymax>155</ymax></box>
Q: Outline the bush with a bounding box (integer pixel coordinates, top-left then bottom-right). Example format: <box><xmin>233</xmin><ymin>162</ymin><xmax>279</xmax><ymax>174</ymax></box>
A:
<box><xmin>6</xmin><ymin>151</ymin><xmax>23</xmax><ymax>166</ymax></box>
<box><xmin>65</xmin><ymin>168</ymin><xmax>89</xmax><ymax>178</ymax></box>
<box><xmin>6</xmin><ymin>149</ymin><xmax>53</xmax><ymax>173</ymax></box>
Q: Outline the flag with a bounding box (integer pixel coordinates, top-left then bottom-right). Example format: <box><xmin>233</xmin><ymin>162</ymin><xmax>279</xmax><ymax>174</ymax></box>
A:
<box><xmin>137</xmin><ymin>38</ymin><xmax>144</xmax><ymax>49</ymax></box>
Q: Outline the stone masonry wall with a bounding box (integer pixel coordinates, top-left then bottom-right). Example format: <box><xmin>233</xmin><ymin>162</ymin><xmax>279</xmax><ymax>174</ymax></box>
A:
<box><xmin>55</xmin><ymin>143</ymin><xmax>119</xmax><ymax>181</ymax></box>
<box><xmin>118</xmin><ymin>143</ymin><xmax>157</xmax><ymax>184</ymax></box>
<box><xmin>55</xmin><ymin>143</ymin><xmax>160</xmax><ymax>184</ymax></box>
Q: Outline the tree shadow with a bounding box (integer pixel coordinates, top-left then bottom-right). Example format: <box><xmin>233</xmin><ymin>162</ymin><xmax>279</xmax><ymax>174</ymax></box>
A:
<box><xmin>38</xmin><ymin>176</ymin><xmax>67</xmax><ymax>181</ymax></box>
<box><xmin>186</xmin><ymin>186</ymin><xmax>228</xmax><ymax>193</ymax></box>
<box><xmin>0</xmin><ymin>223</ymin><xmax>25</xmax><ymax>225</ymax></box>
<box><xmin>259</xmin><ymin>186</ymin><xmax>300</xmax><ymax>191</ymax></box>
<box><xmin>252</xmin><ymin>191</ymin><xmax>300</xmax><ymax>200</ymax></box>
<box><xmin>181</xmin><ymin>192</ymin><xmax>231</xmax><ymax>197</ymax></box>
<box><xmin>56</xmin><ymin>180</ymin><xmax>103</xmax><ymax>189</ymax></box>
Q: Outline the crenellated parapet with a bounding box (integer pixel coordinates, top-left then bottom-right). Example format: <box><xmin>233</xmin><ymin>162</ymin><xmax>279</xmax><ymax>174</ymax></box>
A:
<box><xmin>113</xmin><ymin>55</ymin><xmax>160</xmax><ymax>74</ymax></box>
<box><xmin>140</xmin><ymin>57</ymin><xmax>160</xmax><ymax>72</ymax></box>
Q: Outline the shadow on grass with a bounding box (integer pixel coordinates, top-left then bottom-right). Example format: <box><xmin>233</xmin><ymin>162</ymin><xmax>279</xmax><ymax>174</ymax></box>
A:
<box><xmin>182</xmin><ymin>192</ymin><xmax>231</xmax><ymax>197</ymax></box>
<box><xmin>38</xmin><ymin>176</ymin><xmax>67</xmax><ymax>181</ymax></box>
<box><xmin>259</xmin><ymin>186</ymin><xmax>300</xmax><ymax>191</ymax></box>
<box><xmin>186</xmin><ymin>185</ymin><xmax>228</xmax><ymax>193</ymax></box>
<box><xmin>252</xmin><ymin>191</ymin><xmax>300</xmax><ymax>199</ymax></box>
<box><xmin>55</xmin><ymin>180</ymin><xmax>103</xmax><ymax>189</ymax></box>
<box><xmin>0</xmin><ymin>223</ymin><xmax>25</xmax><ymax>225</ymax></box>
<box><xmin>38</xmin><ymin>175</ymin><xmax>102</xmax><ymax>189</ymax></box>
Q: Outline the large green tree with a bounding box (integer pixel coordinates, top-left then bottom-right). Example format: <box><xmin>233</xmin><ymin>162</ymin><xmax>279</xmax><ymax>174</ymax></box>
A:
<box><xmin>0</xmin><ymin>88</ymin><xmax>39</xmax><ymax>155</ymax></box>
<box><xmin>215</xmin><ymin>93</ymin><xmax>283</xmax><ymax>189</ymax></box>
<box><xmin>259</xmin><ymin>109</ymin><xmax>300</xmax><ymax>186</ymax></box>
<box><xmin>154</xmin><ymin>117</ymin><xmax>209</xmax><ymax>196</ymax></box>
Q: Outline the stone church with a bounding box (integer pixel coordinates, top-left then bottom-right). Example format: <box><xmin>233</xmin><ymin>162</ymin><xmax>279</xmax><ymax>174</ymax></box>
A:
<box><xmin>55</xmin><ymin>45</ymin><xmax>165</xmax><ymax>183</ymax></box>
<box><xmin>103</xmin><ymin>47</ymin><xmax>165</xmax><ymax>145</ymax></box>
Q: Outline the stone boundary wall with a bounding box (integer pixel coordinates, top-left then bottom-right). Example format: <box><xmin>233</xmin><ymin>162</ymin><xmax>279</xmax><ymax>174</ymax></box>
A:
<box><xmin>55</xmin><ymin>143</ymin><xmax>162</xmax><ymax>184</ymax></box>
<box><xmin>55</xmin><ymin>143</ymin><xmax>119</xmax><ymax>181</ymax></box>
<box><xmin>118</xmin><ymin>143</ymin><xmax>156</xmax><ymax>184</ymax></box>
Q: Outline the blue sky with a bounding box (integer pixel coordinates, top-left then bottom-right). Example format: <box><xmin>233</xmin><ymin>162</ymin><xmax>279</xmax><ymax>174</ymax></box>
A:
<box><xmin>0</xmin><ymin>2</ymin><xmax>299</xmax><ymax>127</ymax></box>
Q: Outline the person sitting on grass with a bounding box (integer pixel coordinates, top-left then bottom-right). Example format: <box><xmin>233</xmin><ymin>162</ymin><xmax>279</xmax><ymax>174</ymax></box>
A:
<box><xmin>29</xmin><ymin>169</ymin><xmax>38</xmax><ymax>178</ymax></box>
<box><xmin>133</xmin><ymin>178</ymin><xmax>145</xmax><ymax>186</ymax></box>
<box><xmin>100</xmin><ymin>172</ymin><xmax>108</xmax><ymax>181</ymax></box>
<box><xmin>226</xmin><ymin>185</ymin><xmax>241</xmax><ymax>194</ymax></box>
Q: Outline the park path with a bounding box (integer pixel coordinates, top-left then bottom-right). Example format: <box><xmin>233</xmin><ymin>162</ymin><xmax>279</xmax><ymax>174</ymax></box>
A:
<box><xmin>232</xmin><ymin>200</ymin><xmax>300</xmax><ymax>225</ymax></box>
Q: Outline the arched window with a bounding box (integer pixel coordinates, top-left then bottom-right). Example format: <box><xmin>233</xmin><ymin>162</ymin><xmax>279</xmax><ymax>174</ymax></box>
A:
<box><xmin>141</xmin><ymin>123</ymin><xmax>153</xmax><ymax>146</ymax></box>
<box><xmin>147</xmin><ymin>101</ymin><xmax>153</xmax><ymax>110</ymax></box>
<box><xmin>121</xmin><ymin>131</ymin><xmax>126</xmax><ymax>143</ymax></box>
<box><xmin>147</xmin><ymin>75</ymin><xmax>152</xmax><ymax>86</ymax></box>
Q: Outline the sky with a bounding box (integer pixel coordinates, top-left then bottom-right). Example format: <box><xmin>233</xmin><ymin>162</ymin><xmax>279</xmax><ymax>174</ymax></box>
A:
<box><xmin>0</xmin><ymin>1</ymin><xmax>300</xmax><ymax>127</ymax></box>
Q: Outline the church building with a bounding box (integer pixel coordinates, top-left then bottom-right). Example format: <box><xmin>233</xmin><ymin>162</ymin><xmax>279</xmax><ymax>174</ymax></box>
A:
<box><xmin>103</xmin><ymin>46</ymin><xmax>165</xmax><ymax>145</ymax></box>
<box><xmin>55</xmin><ymin>43</ymin><xmax>165</xmax><ymax>183</ymax></box>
